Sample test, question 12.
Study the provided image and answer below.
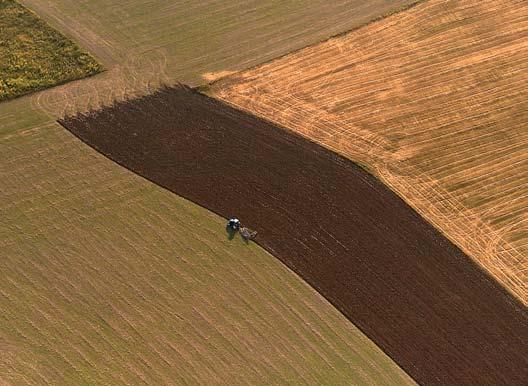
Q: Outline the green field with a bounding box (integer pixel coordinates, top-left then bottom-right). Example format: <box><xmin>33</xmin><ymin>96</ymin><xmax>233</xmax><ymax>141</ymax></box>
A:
<box><xmin>0</xmin><ymin>0</ymin><xmax>101</xmax><ymax>101</ymax></box>
<box><xmin>1</xmin><ymin>1</ymin><xmax>419</xmax><ymax>383</ymax></box>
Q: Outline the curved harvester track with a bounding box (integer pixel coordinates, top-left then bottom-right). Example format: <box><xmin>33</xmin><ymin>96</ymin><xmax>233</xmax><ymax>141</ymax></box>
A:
<box><xmin>59</xmin><ymin>86</ymin><xmax>528</xmax><ymax>386</ymax></box>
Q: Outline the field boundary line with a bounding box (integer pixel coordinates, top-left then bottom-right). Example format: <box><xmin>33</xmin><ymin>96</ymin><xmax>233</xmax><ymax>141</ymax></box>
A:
<box><xmin>214</xmin><ymin>88</ymin><xmax>527</xmax><ymax>304</ymax></box>
<box><xmin>199</xmin><ymin>0</ymin><xmax>429</xmax><ymax>91</ymax></box>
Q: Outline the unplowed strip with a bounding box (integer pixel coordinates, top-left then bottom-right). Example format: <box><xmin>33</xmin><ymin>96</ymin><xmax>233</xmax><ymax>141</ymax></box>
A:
<box><xmin>59</xmin><ymin>86</ymin><xmax>528</xmax><ymax>386</ymax></box>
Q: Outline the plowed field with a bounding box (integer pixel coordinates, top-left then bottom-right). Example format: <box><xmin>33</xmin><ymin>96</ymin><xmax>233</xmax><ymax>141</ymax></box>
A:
<box><xmin>59</xmin><ymin>86</ymin><xmax>528</xmax><ymax>386</ymax></box>
<box><xmin>212</xmin><ymin>0</ymin><xmax>528</xmax><ymax>304</ymax></box>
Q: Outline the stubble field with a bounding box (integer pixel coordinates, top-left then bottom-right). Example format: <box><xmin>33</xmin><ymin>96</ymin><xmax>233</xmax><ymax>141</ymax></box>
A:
<box><xmin>212</xmin><ymin>0</ymin><xmax>528</xmax><ymax>304</ymax></box>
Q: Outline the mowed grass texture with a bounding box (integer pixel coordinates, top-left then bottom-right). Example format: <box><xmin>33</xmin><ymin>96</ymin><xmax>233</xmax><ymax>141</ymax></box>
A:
<box><xmin>0</xmin><ymin>125</ymin><xmax>415</xmax><ymax>385</ymax></box>
<box><xmin>7</xmin><ymin>0</ymin><xmax>420</xmax><ymax>123</ymax></box>
<box><xmin>1</xmin><ymin>1</ymin><xmax>422</xmax><ymax>383</ymax></box>
<box><xmin>213</xmin><ymin>0</ymin><xmax>528</xmax><ymax>304</ymax></box>
<box><xmin>0</xmin><ymin>0</ymin><xmax>101</xmax><ymax>101</ymax></box>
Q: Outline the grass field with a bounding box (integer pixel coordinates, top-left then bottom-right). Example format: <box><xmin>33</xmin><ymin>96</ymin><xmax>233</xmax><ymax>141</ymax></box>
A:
<box><xmin>212</xmin><ymin>0</ymin><xmax>528</xmax><ymax>304</ymax></box>
<box><xmin>20</xmin><ymin>0</ymin><xmax>420</xmax><ymax>83</ymax></box>
<box><xmin>0</xmin><ymin>0</ymin><xmax>101</xmax><ymax>101</ymax></box>
<box><xmin>0</xmin><ymin>1</ymin><xmax>423</xmax><ymax>384</ymax></box>
<box><xmin>0</xmin><ymin>124</ymin><xmax>416</xmax><ymax>385</ymax></box>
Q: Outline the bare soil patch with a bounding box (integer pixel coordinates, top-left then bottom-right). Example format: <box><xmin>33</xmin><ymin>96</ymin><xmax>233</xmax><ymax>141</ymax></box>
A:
<box><xmin>60</xmin><ymin>86</ymin><xmax>528</xmax><ymax>386</ymax></box>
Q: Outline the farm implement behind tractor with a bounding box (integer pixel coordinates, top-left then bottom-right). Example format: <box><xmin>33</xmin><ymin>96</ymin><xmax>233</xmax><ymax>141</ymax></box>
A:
<box><xmin>227</xmin><ymin>218</ymin><xmax>257</xmax><ymax>240</ymax></box>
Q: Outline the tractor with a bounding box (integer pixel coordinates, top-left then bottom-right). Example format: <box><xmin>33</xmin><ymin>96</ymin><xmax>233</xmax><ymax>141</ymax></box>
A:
<box><xmin>227</xmin><ymin>218</ymin><xmax>241</xmax><ymax>231</ymax></box>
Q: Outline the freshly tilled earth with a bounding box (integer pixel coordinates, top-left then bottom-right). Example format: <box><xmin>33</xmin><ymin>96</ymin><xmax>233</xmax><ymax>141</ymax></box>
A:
<box><xmin>60</xmin><ymin>86</ymin><xmax>528</xmax><ymax>386</ymax></box>
<box><xmin>212</xmin><ymin>0</ymin><xmax>528</xmax><ymax>303</ymax></box>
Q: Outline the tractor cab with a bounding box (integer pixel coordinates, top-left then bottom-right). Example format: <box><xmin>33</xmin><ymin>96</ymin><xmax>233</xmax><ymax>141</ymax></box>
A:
<box><xmin>227</xmin><ymin>218</ymin><xmax>241</xmax><ymax>231</ymax></box>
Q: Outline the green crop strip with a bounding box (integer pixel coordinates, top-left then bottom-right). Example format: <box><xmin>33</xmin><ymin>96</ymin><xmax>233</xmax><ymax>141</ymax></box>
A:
<box><xmin>0</xmin><ymin>0</ymin><xmax>102</xmax><ymax>101</ymax></box>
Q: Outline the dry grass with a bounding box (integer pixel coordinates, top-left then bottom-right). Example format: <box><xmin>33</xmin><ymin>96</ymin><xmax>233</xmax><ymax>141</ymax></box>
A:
<box><xmin>212</xmin><ymin>0</ymin><xmax>528</xmax><ymax>304</ymax></box>
<box><xmin>0</xmin><ymin>0</ymin><xmax>101</xmax><ymax>101</ymax></box>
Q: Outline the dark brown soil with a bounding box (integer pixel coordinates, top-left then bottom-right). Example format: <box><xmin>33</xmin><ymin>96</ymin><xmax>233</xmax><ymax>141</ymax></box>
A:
<box><xmin>59</xmin><ymin>85</ymin><xmax>528</xmax><ymax>386</ymax></box>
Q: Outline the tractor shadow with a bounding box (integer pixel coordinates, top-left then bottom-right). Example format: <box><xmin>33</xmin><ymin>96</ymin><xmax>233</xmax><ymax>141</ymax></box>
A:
<box><xmin>225</xmin><ymin>225</ymin><xmax>237</xmax><ymax>240</ymax></box>
<box><xmin>225</xmin><ymin>223</ymin><xmax>257</xmax><ymax>244</ymax></box>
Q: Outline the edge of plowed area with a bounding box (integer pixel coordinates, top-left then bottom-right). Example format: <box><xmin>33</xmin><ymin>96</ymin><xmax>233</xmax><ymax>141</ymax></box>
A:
<box><xmin>58</xmin><ymin>86</ymin><xmax>528</xmax><ymax>386</ymax></box>
<box><xmin>208</xmin><ymin>0</ymin><xmax>528</xmax><ymax>306</ymax></box>
<box><xmin>197</xmin><ymin>0</ymin><xmax>427</xmax><ymax>92</ymax></box>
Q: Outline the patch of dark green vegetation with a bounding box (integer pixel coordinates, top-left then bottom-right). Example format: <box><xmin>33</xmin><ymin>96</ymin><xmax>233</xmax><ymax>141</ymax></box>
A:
<box><xmin>352</xmin><ymin>160</ymin><xmax>375</xmax><ymax>174</ymax></box>
<box><xmin>0</xmin><ymin>0</ymin><xmax>102</xmax><ymax>101</ymax></box>
<box><xmin>193</xmin><ymin>83</ymin><xmax>211</xmax><ymax>94</ymax></box>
